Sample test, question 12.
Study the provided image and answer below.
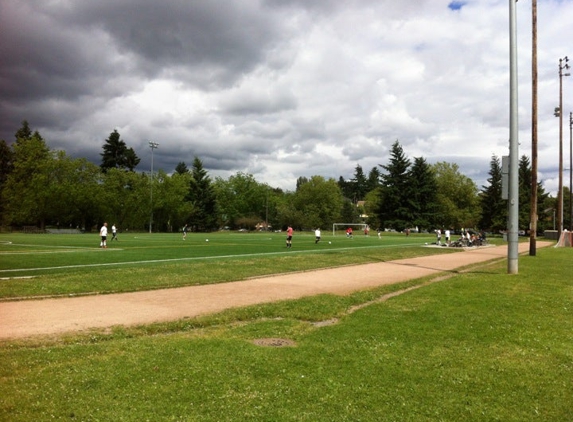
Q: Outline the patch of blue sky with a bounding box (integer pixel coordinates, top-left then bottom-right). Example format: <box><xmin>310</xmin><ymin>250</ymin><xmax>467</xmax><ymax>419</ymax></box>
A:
<box><xmin>448</xmin><ymin>1</ymin><xmax>467</xmax><ymax>11</ymax></box>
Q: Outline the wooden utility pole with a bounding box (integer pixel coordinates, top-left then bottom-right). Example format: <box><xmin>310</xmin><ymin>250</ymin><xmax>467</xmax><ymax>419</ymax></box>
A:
<box><xmin>529</xmin><ymin>0</ymin><xmax>538</xmax><ymax>256</ymax></box>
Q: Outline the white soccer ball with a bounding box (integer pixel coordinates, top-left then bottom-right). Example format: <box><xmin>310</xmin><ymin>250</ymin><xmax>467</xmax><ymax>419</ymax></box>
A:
<box><xmin>329</xmin><ymin>241</ymin><xmax>332</xmax><ymax>244</ymax></box>
<box><xmin>206</xmin><ymin>239</ymin><xmax>209</xmax><ymax>242</ymax></box>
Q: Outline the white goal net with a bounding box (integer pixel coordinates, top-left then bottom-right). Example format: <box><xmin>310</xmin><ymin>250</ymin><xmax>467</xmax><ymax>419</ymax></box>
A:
<box><xmin>332</xmin><ymin>223</ymin><xmax>368</xmax><ymax>236</ymax></box>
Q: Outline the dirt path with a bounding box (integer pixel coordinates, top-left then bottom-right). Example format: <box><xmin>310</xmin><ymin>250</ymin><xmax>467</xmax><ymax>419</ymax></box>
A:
<box><xmin>0</xmin><ymin>242</ymin><xmax>551</xmax><ymax>340</ymax></box>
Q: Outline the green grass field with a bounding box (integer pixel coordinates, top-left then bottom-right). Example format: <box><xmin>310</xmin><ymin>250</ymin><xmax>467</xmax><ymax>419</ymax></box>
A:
<box><xmin>2</xmin><ymin>233</ymin><xmax>571</xmax><ymax>421</ymax></box>
<box><xmin>0</xmin><ymin>230</ymin><xmax>439</xmax><ymax>271</ymax></box>
<box><xmin>0</xmin><ymin>231</ymin><xmax>455</xmax><ymax>299</ymax></box>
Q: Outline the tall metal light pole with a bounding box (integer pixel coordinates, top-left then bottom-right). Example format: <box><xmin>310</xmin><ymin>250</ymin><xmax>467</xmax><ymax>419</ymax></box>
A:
<box><xmin>149</xmin><ymin>141</ymin><xmax>159</xmax><ymax>234</ymax></box>
<box><xmin>507</xmin><ymin>0</ymin><xmax>519</xmax><ymax>274</ymax></box>
<box><xmin>556</xmin><ymin>57</ymin><xmax>570</xmax><ymax>239</ymax></box>
<box><xmin>529</xmin><ymin>0</ymin><xmax>538</xmax><ymax>256</ymax></box>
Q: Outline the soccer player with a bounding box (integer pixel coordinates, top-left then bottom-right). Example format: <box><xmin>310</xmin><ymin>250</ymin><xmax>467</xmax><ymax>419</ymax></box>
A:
<box><xmin>100</xmin><ymin>222</ymin><xmax>108</xmax><ymax>248</ymax></box>
<box><xmin>111</xmin><ymin>224</ymin><xmax>118</xmax><ymax>241</ymax></box>
<box><xmin>315</xmin><ymin>228</ymin><xmax>321</xmax><ymax>244</ymax></box>
<box><xmin>286</xmin><ymin>225</ymin><xmax>293</xmax><ymax>248</ymax></box>
<box><xmin>183</xmin><ymin>224</ymin><xmax>188</xmax><ymax>240</ymax></box>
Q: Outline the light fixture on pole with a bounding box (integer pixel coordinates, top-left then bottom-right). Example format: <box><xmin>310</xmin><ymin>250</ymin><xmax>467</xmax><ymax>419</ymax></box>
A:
<box><xmin>556</xmin><ymin>56</ymin><xmax>570</xmax><ymax>239</ymax></box>
<box><xmin>149</xmin><ymin>141</ymin><xmax>159</xmax><ymax>234</ymax></box>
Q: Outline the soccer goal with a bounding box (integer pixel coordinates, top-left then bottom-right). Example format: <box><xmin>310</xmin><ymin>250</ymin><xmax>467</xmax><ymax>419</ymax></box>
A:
<box><xmin>332</xmin><ymin>223</ymin><xmax>368</xmax><ymax>236</ymax></box>
<box><xmin>554</xmin><ymin>230</ymin><xmax>573</xmax><ymax>247</ymax></box>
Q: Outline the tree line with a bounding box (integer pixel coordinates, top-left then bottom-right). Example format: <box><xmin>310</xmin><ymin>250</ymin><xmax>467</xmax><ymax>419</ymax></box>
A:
<box><xmin>0</xmin><ymin>121</ymin><xmax>566</xmax><ymax>234</ymax></box>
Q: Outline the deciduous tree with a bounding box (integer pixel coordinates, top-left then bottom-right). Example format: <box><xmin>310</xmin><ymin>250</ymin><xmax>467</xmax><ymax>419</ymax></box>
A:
<box><xmin>213</xmin><ymin>172</ymin><xmax>270</xmax><ymax>229</ymax></box>
<box><xmin>3</xmin><ymin>130</ymin><xmax>53</xmax><ymax>228</ymax></box>
<box><xmin>433</xmin><ymin>161</ymin><xmax>479</xmax><ymax>230</ymax></box>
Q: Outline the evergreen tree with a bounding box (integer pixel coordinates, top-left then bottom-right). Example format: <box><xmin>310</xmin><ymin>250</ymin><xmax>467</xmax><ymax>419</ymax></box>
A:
<box><xmin>175</xmin><ymin>162</ymin><xmax>188</xmax><ymax>175</ymax></box>
<box><xmin>366</xmin><ymin>166</ymin><xmax>381</xmax><ymax>193</ymax></box>
<box><xmin>408</xmin><ymin>157</ymin><xmax>438</xmax><ymax>230</ymax></box>
<box><xmin>296</xmin><ymin>176</ymin><xmax>309</xmax><ymax>191</ymax></box>
<box><xmin>340</xmin><ymin>199</ymin><xmax>360</xmax><ymax>223</ymax></box>
<box><xmin>479</xmin><ymin>155</ymin><xmax>506</xmax><ymax>231</ymax></box>
<box><xmin>0</xmin><ymin>139</ymin><xmax>13</xmax><ymax>189</ymax></box>
<box><xmin>0</xmin><ymin>139</ymin><xmax>14</xmax><ymax>223</ymax></box>
<box><xmin>337</xmin><ymin>176</ymin><xmax>352</xmax><ymax>200</ymax></box>
<box><xmin>518</xmin><ymin>155</ymin><xmax>550</xmax><ymax>233</ymax></box>
<box><xmin>100</xmin><ymin>129</ymin><xmax>141</xmax><ymax>172</ymax></box>
<box><xmin>14</xmin><ymin>120</ymin><xmax>33</xmax><ymax>141</ymax></box>
<box><xmin>377</xmin><ymin>140</ymin><xmax>412</xmax><ymax>231</ymax></box>
<box><xmin>338</xmin><ymin>165</ymin><xmax>372</xmax><ymax>202</ymax></box>
<box><xmin>350</xmin><ymin>164</ymin><xmax>368</xmax><ymax>202</ymax></box>
<box><xmin>518</xmin><ymin>155</ymin><xmax>531</xmax><ymax>232</ymax></box>
<box><xmin>186</xmin><ymin>157</ymin><xmax>218</xmax><ymax>231</ymax></box>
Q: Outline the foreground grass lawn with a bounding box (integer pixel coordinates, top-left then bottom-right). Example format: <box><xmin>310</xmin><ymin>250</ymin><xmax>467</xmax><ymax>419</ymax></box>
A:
<box><xmin>1</xmin><ymin>246</ymin><xmax>571</xmax><ymax>421</ymax></box>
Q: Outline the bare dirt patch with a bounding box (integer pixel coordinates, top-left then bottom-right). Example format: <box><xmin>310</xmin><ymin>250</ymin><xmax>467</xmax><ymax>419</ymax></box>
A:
<box><xmin>252</xmin><ymin>338</ymin><xmax>297</xmax><ymax>347</ymax></box>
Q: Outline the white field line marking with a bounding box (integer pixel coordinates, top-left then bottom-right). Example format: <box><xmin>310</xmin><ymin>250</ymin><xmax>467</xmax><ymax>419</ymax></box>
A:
<box><xmin>0</xmin><ymin>242</ymin><xmax>93</xmax><ymax>249</ymax></box>
<box><xmin>0</xmin><ymin>249</ymin><xmax>122</xmax><ymax>255</ymax></box>
<box><xmin>0</xmin><ymin>243</ymin><xmax>424</xmax><ymax>274</ymax></box>
<box><xmin>0</xmin><ymin>276</ymin><xmax>36</xmax><ymax>280</ymax></box>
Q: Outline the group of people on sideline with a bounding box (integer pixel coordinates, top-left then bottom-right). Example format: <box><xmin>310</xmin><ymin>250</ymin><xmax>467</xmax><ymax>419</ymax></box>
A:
<box><xmin>435</xmin><ymin>228</ymin><xmax>486</xmax><ymax>247</ymax></box>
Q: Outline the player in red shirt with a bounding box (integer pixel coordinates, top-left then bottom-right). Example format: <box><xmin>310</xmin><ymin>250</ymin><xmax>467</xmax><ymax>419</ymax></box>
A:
<box><xmin>286</xmin><ymin>226</ymin><xmax>293</xmax><ymax>249</ymax></box>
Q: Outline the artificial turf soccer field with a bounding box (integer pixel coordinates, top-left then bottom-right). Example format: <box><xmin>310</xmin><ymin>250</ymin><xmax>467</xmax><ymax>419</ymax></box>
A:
<box><xmin>0</xmin><ymin>231</ymin><xmax>437</xmax><ymax>279</ymax></box>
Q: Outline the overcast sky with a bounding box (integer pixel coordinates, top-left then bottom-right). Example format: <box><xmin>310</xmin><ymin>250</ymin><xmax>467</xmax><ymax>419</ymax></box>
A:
<box><xmin>1</xmin><ymin>0</ymin><xmax>572</xmax><ymax>193</ymax></box>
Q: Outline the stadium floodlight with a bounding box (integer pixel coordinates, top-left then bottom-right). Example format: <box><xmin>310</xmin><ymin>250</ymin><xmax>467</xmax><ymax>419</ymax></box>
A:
<box><xmin>149</xmin><ymin>141</ymin><xmax>159</xmax><ymax>233</ymax></box>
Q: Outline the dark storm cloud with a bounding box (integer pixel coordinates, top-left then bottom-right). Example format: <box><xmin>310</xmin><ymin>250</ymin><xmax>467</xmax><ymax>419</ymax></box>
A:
<box><xmin>0</xmin><ymin>0</ymin><xmax>289</xmax><ymax>143</ymax></box>
<box><xmin>47</xmin><ymin>0</ymin><xmax>287</xmax><ymax>87</ymax></box>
